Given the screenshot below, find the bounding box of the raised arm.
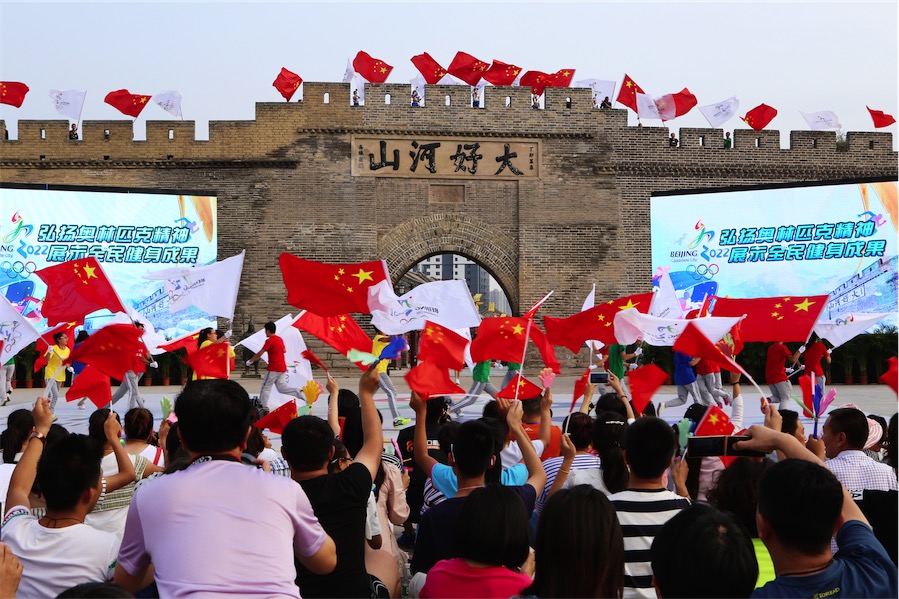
[326,375,340,437]
[537,390,552,452]
[579,380,595,414]
[6,398,52,510]
[104,412,137,492]
[507,400,547,496]
[410,391,438,475]
[355,366,385,480]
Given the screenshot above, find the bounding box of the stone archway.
[378,213,520,314]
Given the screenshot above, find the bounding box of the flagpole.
[77,91,86,135]
[513,318,533,403]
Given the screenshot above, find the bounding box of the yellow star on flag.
[597,314,605,321]
[517,379,527,388]
[338,268,345,276]
[709,413,720,425]
[793,298,815,312]
[771,311,780,318]
[511,324,525,335]
[774,303,782,309]
[353,268,374,284]
[346,287,354,293]
[618,299,638,310]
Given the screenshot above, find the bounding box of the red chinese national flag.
[867,106,896,128]
[254,400,299,434]
[544,292,654,352]
[0,82,29,107]
[470,316,529,364]
[673,322,746,376]
[293,311,371,370]
[273,67,303,101]
[628,364,669,416]
[279,254,389,317]
[520,71,551,96]
[741,103,778,130]
[496,374,543,400]
[447,51,490,86]
[570,367,591,411]
[417,321,468,371]
[66,364,112,409]
[183,342,231,379]
[68,324,146,381]
[34,321,79,373]
[529,325,561,374]
[405,360,465,401]
[616,74,645,113]
[411,52,447,84]
[353,51,393,83]
[879,356,898,394]
[104,89,152,118]
[158,330,202,355]
[35,258,126,327]
[709,295,828,343]
[694,405,736,437]
[547,68,575,88]
[483,60,522,86]
[301,349,328,371]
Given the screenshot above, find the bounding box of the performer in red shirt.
[765,342,803,404]
[246,321,305,412]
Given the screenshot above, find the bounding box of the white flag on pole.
[143,251,245,320]
[410,75,426,105]
[153,90,183,118]
[110,306,168,354]
[699,96,740,127]
[614,309,742,347]
[0,296,41,362]
[48,89,86,121]
[352,75,366,104]
[342,58,355,84]
[650,268,684,320]
[436,73,466,86]
[573,79,616,107]
[581,283,604,353]
[636,93,662,120]
[369,280,482,335]
[236,313,313,408]
[800,110,841,130]
[814,313,892,348]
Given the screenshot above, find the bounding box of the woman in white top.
[123,408,165,468]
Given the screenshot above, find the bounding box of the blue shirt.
[430,462,527,498]
[752,521,897,598]
[673,351,696,385]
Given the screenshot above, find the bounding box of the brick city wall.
[2,83,896,369]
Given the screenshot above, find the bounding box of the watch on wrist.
[29,431,47,446]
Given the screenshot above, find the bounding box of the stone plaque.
[352,136,539,179]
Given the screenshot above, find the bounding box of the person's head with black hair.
[36,433,103,512]
[437,421,461,456]
[651,503,758,598]
[74,330,89,344]
[52,331,68,347]
[197,327,215,348]
[684,402,707,425]
[453,485,530,571]
[1,409,34,463]
[706,456,774,537]
[282,415,336,472]
[561,412,594,450]
[868,414,888,451]
[174,379,253,455]
[426,396,451,425]
[450,419,496,478]
[593,411,629,493]
[822,407,869,457]
[521,394,544,418]
[757,459,842,556]
[264,321,277,336]
[624,416,676,481]
[481,400,499,419]
[88,408,120,449]
[123,407,154,442]
[163,421,191,474]
[476,416,506,484]
[337,389,360,417]
[341,406,383,458]
[523,484,624,598]
[595,392,627,419]
[328,439,352,474]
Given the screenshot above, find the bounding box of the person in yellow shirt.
[192,328,217,381]
[44,331,71,415]
[372,332,408,428]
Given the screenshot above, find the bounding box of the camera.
[589,372,610,384]
[686,435,766,458]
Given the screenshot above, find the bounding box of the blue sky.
[1,1,896,146]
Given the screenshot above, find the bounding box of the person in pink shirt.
[246,321,305,412]
[420,485,533,599]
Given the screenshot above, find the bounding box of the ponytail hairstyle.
[593,411,629,493]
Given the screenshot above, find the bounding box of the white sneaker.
[657,402,666,417]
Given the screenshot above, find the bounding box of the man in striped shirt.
[609,417,690,599]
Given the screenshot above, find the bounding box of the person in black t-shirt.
[282,368,396,598]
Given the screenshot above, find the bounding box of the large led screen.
[0,186,218,337]
[651,180,897,325]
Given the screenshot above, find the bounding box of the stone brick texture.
[2,84,896,370]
